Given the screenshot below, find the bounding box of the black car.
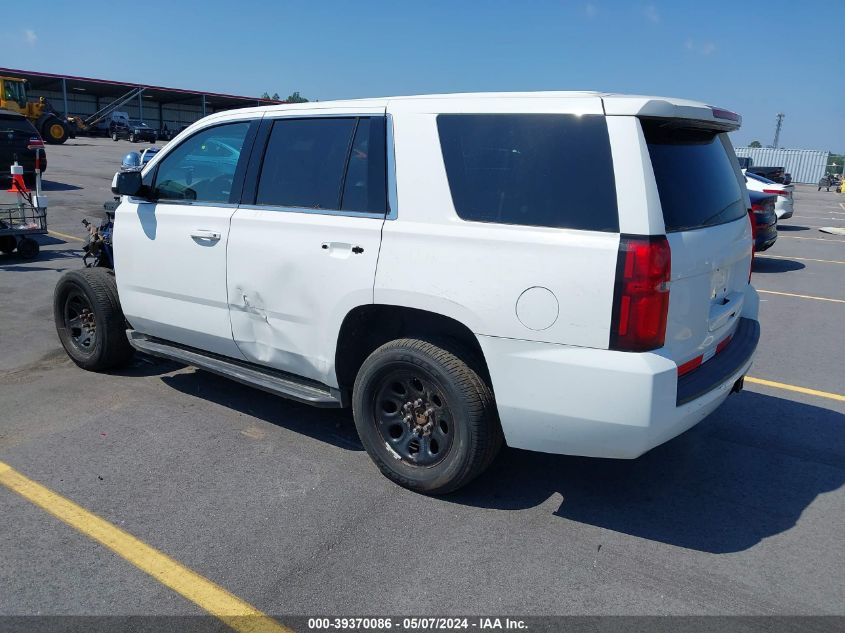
[111,119,157,143]
[0,110,46,186]
[748,190,777,252]
[747,165,791,184]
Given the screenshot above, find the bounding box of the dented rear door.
[227,109,388,386]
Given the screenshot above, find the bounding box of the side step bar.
[127,331,343,408]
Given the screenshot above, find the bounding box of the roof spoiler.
[603,97,741,131]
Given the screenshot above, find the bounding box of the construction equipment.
[0,76,70,144]
[66,87,145,137]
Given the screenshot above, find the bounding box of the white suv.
[54,92,760,494]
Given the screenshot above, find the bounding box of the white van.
[54,92,759,494]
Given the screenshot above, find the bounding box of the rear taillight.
[27,137,44,150]
[609,235,671,352]
[762,188,789,198]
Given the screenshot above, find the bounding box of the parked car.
[747,165,790,184]
[111,119,157,143]
[158,124,189,141]
[743,170,793,219]
[53,92,760,494]
[0,110,46,186]
[748,190,778,252]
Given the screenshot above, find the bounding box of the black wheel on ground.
[53,268,135,371]
[129,133,136,143]
[112,132,119,141]
[41,118,68,145]
[352,338,503,495]
[0,236,16,254]
[17,237,39,259]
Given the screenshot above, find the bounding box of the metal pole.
[202,94,207,117]
[138,89,143,121]
[61,77,68,116]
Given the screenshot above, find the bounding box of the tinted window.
[340,118,387,213]
[154,122,250,203]
[0,115,37,135]
[642,120,746,232]
[257,118,356,209]
[437,114,618,231]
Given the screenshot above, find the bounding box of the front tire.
[112,132,119,141]
[53,268,135,371]
[352,338,502,495]
[42,118,69,145]
[129,133,136,143]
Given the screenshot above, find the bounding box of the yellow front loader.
[1,76,70,144]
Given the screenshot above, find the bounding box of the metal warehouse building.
[0,66,279,132]
[733,147,830,184]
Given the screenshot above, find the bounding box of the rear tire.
[0,236,16,254]
[129,133,136,143]
[17,238,39,259]
[112,132,119,141]
[53,268,135,371]
[352,338,502,495]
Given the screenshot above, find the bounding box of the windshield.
[642,119,746,232]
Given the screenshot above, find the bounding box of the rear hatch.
[0,114,41,173]
[641,118,752,370]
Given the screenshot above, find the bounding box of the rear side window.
[642,120,746,232]
[437,114,618,231]
[256,117,387,214]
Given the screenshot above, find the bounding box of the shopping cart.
[0,158,48,259]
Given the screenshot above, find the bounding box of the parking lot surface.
[1,138,843,624]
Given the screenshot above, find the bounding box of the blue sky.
[3,1,842,150]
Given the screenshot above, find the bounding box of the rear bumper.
[479,317,759,459]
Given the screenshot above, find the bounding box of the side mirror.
[111,170,144,197]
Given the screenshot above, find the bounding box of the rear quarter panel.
[376,100,621,348]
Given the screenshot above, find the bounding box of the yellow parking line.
[757,289,845,304]
[48,230,85,243]
[746,377,845,403]
[0,462,290,633]
[758,254,845,265]
[776,235,844,243]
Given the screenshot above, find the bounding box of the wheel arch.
[333,304,490,400]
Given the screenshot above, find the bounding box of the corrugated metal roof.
[733,147,830,184]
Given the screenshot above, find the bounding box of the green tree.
[829,154,844,176]
[749,140,762,148]
[260,91,271,99]
[286,91,309,103]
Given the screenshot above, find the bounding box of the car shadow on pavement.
[0,248,82,271]
[752,257,805,273]
[777,225,810,231]
[160,369,364,451]
[449,391,844,554]
[40,179,83,191]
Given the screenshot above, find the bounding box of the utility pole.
[772,113,785,149]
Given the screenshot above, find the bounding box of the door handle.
[190,230,221,241]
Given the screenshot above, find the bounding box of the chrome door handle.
[190,230,221,241]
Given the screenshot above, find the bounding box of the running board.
[127,331,343,408]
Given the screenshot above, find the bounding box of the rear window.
[437,114,619,231]
[0,115,37,135]
[745,171,775,185]
[642,119,746,232]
